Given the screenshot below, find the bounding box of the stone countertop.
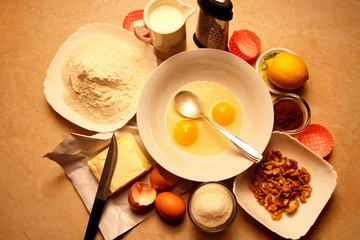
[0,0,359,239]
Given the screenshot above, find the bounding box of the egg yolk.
[211,101,236,125]
[174,120,199,146]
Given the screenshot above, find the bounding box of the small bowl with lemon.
[255,47,309,94]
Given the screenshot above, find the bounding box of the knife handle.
[84,198,105,240]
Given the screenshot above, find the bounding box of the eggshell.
[155,192,186,220]
[128,182,157,211]
[150,165,179,189]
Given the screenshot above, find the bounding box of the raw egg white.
[165,81,243,157]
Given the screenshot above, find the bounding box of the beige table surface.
[1,0,360,239]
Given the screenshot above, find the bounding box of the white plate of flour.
[44,23,157,132]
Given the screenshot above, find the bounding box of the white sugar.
[191,183,233,228]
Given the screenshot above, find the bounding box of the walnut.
[285,199,299,213]
[271,209,283,221]
[264,168,281,175]
[248,149,312,221]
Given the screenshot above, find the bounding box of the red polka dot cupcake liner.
[123,9,150,38]
[229,30,261,62]
[298,124,333,158]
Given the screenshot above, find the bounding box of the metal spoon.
[174,90,262,163]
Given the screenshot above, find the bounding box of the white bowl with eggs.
[137,49,274,182]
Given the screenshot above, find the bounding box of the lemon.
[265,52,309,90]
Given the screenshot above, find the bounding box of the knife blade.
[84,133,118,240]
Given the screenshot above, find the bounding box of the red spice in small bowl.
[273,93,310,134]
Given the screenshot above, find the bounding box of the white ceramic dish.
[233,131,337,239]
[44,23,157,132]
[137,49,274,182]
[255,47,296,95]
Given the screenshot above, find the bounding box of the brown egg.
[155,192,186,220]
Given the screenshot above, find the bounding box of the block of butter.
[88,133,152,195]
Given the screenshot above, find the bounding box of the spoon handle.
[202,115,262,163]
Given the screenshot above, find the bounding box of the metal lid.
[197,0,233,21]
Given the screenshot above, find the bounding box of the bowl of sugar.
[187,182,237,233]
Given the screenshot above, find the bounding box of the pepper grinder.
[193,0,233,51]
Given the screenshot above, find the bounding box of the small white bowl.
[255,47,297,95]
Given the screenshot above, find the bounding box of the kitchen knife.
[84,133,118,240]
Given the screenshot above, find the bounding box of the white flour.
[61,34,148,125]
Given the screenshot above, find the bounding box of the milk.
[132,0,195,59]
[149,5,183,33]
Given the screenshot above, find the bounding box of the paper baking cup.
[123,10,150,37]
[229,30,261,62]
[298,124,333,158]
